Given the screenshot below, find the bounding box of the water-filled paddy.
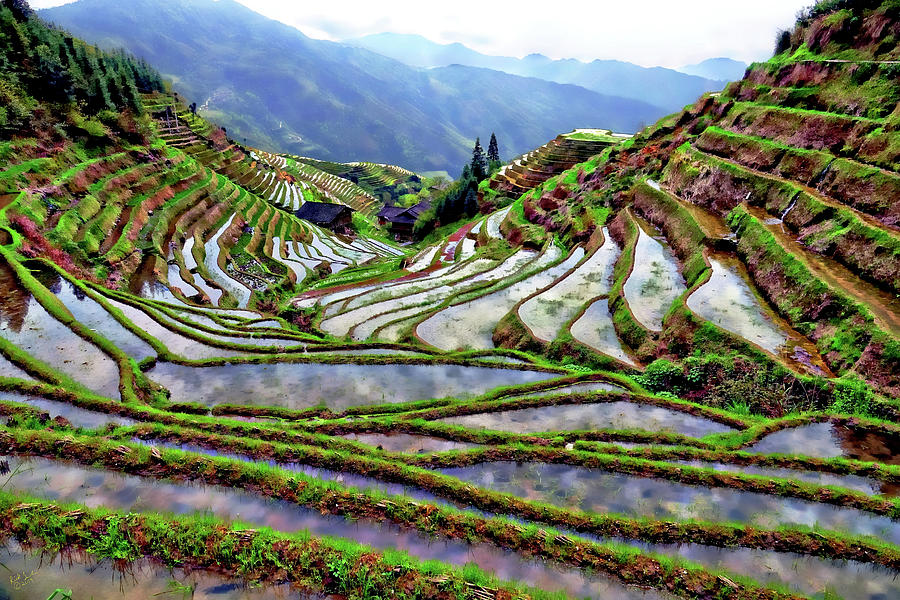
[0,455,666,600]
[570,298,637,366]
[519,229,619,342]
[622,217,686,332]
[415,246,582,351]
[343,432,480,453]
[440,461,900,543]
[0,391,136,429]
[51,277,155,361]
[0,263,120,398]
[147,361,554,410]
[0,542,305,600]
[439,401,733,436]
[749,422,900,467]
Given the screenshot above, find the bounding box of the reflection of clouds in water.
[442,461,900,544]
[748,423,844,458]
[442,401,732,437]
[0,295,120,398]
[2,456,656,600]
[150,362,551,409]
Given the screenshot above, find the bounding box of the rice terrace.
[0,0,899,598]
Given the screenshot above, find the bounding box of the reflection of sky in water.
[0,541,304,600]
[441,401,733,437]
[343,432,480,453]
[1,391,136,429]
[636,539,900,600]
[748,423,844,458]
[520,229,619,342]
[0,455,665,600]
[674,459,880,495]
[441,461,900,544]
[148,362,552,409]
[622,222,685,332]
[54,278,155,361]
[0,294,120,398]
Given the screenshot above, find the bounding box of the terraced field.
[1,2,900,599]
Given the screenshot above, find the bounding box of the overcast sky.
[31,0,812,68]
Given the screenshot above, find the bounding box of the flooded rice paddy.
[147,361,554,410]
[440,401,734,437]
[622,217,686,332]
[440,461,900,543]
[0,455,668,600]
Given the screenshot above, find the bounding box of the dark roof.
[377,206,406,220]
[377,200,431,224]
[295,202,353,225]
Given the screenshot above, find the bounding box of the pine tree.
[487,133,499,162]
[470,137,487,181]
[464,188,478,217]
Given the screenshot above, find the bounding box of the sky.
[30,0,813,68]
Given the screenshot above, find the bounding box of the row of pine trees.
[0,0,165,131]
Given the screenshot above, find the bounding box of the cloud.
[31,0,812,68]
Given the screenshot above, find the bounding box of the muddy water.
[622,217,686,332]
[520,229,619,342]
[0,391,136,429]
[0,542,305,600]
[343,432,480,453]
[51,278,155,361]
[0,455,666,600]
[440,401,733,437]
[570,297,638,366]
[0,265,120,399]
[441,461,900,544]
[148,362,554,410]
[746,205,900,337]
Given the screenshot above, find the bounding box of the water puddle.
[342,432,480,453]
[520,229,619,342]
[622,217,686,332]
[0,455,665,600]
[440,461,900,544]
[570,298,638,366]
[0,391,136,429]
[147,362,554,410]
[0,542,304,600]
[439,401,733,437]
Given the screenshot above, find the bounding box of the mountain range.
[348,33,731,110]
[40,0,667,174]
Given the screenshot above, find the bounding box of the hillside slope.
[40,0,664,173]
[497,0,900,399]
